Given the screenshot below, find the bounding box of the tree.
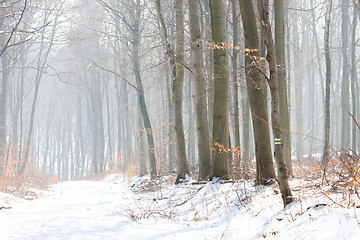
[274,0,292,175]
[209,0,230,179]
[187,0,211,180]
[0,0,28,175]
[257,0,293,206]
[99,0,158,178]
[155,0,176,171]
[340,0,350,150]
[131,0,157,178]
[173,0,189,183]
[322,0,333,164]
[20,1,63,174]
[238,0,276,184]
[0,5,9,166]
[231,0,241,174]
[350,4,358,152]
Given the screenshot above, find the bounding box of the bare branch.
[166,49,193,74]
[86,58,138,91]
[0,0,28,56]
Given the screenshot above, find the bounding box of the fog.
[0,0,358,182]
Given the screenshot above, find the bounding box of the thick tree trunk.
[258,0,293,207]
[274,0,292,175]
[188,0,211,180]
[209,0,230,179]
[238,0,276,184]
[173,0,189,183]
[203,0,215,138]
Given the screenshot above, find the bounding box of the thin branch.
[352,0,360,11]
[0,0,28,56]
[86,59,138,91]
[252,61,268,81]
[349,111,360,130]
[166,50,193,74]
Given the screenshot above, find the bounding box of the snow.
[1,174,360,239]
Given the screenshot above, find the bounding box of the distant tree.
[0,0,28,175]
[20,1,63,174]
[340,0,350,150]
[350,4,358,152]
[322,0,333,164]
[231,0,241,173]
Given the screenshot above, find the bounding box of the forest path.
[0,176,145,239]
[1,176,360,240]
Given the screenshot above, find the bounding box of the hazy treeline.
[0,0,358,194]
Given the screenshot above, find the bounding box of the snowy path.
[0,176,211,240]
[1,175,360,240]
[0,179,137,240]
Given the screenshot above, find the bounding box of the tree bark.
[132,0,157,178]
[209,0,230,179]
[350,5,358,152]
[231,0,241,174]
[322,0,333,164]
[258,0,293,207]
[173,0,189,183]
[340,0,350,149]
[274,0,292,175]
[188,0,211,180]
[0,7,9,174]
[238,0,276,184]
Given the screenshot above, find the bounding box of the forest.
[0,0,360,227]
[1,0,360,238]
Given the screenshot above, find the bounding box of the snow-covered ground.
[1,174,360,240]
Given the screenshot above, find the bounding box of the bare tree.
[322,0,333,164]
[238,0,276,184]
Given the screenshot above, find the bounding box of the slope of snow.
[0,174,359,239]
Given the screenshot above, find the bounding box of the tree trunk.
[132,3,157,178]
[258,0,293,207]
[173,0,189,183]
[188,0,211,180]
[340,0,350,149]
[274,0,292,175]
[20,9,59,175]
[231,0,241,174]
[350,5,358,152]
[0,8,9,174]
[209,0,230,179]
[322,0,333,164]
[238,0,276,184]
[155,0,177,171]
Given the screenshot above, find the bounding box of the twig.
[86,59,138,91]
[166,50,193,74]
[252,61,269,81]
[321,192,345,208]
